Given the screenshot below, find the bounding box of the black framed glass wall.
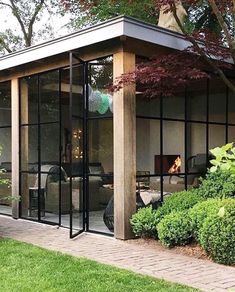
[0,81,12,215]
[19,55,114,236]
[20,71,61,224]
[136,77,235,201]
[87,56,114,235]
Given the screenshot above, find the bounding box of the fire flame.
[168,156,181,174]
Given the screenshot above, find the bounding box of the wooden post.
[11,79,20,218]
[113,51,136,240]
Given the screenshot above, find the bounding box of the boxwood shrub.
[157,211,193,247]
[189,198,235,240]
[130,206,162,238]
[158,190,204,218]
[199,199,235,265]
[195,170,235,199]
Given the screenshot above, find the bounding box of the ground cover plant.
[0,239,198,292]
[131,143,235,265]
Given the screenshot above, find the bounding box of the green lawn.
[0,239,199,292]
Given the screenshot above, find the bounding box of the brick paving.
[0,215,235,292]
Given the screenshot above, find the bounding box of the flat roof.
[0,16,190,72]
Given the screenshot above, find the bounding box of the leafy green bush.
[158,190,203,218]
[189,198,235,240]
[195,170,235,199]
[157,211,193,247]
[130,206,162,238]
[210,142,235,173]
[199,200,235,265]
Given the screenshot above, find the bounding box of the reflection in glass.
[228,89,235,124]
[228,126,235,143]
[209,78,226,123]
[20,125,38,172]
[40,70,60,123]
[209,125,226,149]
[136,96,160,117]
[0,81,11,127]
[187,80,207,122]
[163,94,185,119]
[0,127,12,215]
[88,57,113,118]
[137,118,160,174]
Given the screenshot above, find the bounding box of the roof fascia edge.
[0,17,125,71]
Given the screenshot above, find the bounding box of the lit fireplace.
[154,155,181,174]
[168,156,181,174]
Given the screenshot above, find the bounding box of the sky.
[0,4,72,47]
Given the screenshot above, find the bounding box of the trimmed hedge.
[158,190,203,218]
[157,211,193,247]
[199,200,235,265]
[130,206,162,238]
[195,170,235,199]
[188,198,235,240]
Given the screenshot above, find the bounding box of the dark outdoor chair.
[103,194,146,232]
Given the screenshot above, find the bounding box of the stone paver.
[0,215,235,292]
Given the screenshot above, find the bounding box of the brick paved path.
[0,215,235,292]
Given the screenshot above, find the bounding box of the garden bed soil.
[127,238,209,261]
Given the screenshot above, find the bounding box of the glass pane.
[187,123,207,174]
[163,93,185,119]
[0,127,12,215]
[20,76,38,125]
[40,70,60,123]
[137,118,160,175]
[41,123,60,165]
[43,168,61,224]
[187,174,200,189]
[0,81,11,127]
[21,125,38,172]
[187,80,207,122]
[209,78,226,123]
[209,124,226,149]
[228,89,235,124]
[89,119,113,173]
[163,175,186,193]
[72,64,84,118]
[163,121,185,174]
[21,172,40,218]
[89,175,113,234]
[136,96,160,117]
[228,126,235,143]
[88,57,113,118]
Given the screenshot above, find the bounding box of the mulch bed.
[127,238,209,261]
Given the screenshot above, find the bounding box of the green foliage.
[67,0,157,29]
[189,198,235,240]
[158,190,203,218]
[209,142,235,173]
[157,212,193,247]
[199,200,235,265]
[195,170,235,199]
[130,206,162,238]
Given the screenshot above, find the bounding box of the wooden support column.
[11,79,20,218]
[113,51,136,240]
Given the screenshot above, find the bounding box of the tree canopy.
[0,0,65,55]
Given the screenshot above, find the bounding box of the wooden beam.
[113,51,136,240]
[11,78,20,218]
